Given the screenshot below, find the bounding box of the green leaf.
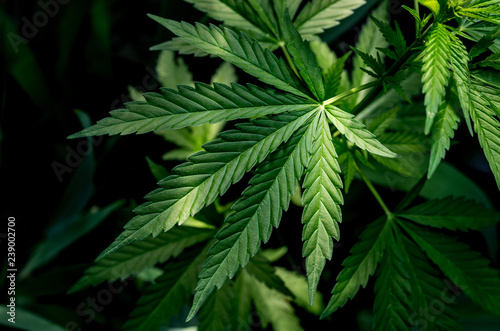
[457,1,500,25]
[301,112,343,304]
[321,217,392,318]
[422,23,452,134]
[373,228,412,331]
[449,33,473,134]
[232,271,254,330]
[294,0,366,40]
[469,26,500,59]
[146,157,169,181]
[68,226,213,293]
[283,10,325,100]
[368,107,399,137]
[469,79,500,189]
[273,0,302,25]
[249,273,304,331]
[370,15,406,57]
[122,244,208,330]
[398,196,500,231]
[428,102,460,178]
[198,280,235,331]
[187,115,317,320]
[275,267,324,315]
[341,151,357,193]
[325,105,398,158]
[149,15,311,99]
[399,221,500,317]
[152,37,210,57]
[184,0,265,37]
[69,83,314,138]
[245,253,294,297]
[400,232,462,330]
[97,110,316,259]
[156,50,194,88]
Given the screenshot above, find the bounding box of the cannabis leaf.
[301,112,343,304]
[422,23,451,134]
[188,114,317,319]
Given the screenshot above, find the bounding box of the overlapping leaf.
[301,112,343,304]
[97,110,316,258]
[122,244,208,330]
[149,15,311,99]
[68,226,214,293]
[325,105,398,158]
[69,83,314,138]
[188,115,317,319]
[400,221,500,317]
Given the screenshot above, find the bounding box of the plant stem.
[414,0,421,38]
[280,43,301,79]
[323,81,378,106]
[356,164,393,218]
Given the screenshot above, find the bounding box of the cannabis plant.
[69,0,500,329]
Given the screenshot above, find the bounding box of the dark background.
[1,0,499,330]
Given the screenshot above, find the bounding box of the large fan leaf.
[294,0,366,40]
[321,217,392,318]
[422,23,452,134]
[69,83,314,138]
[97,110,316,259]
[68,226,213,293]
[398,196,500,231]
[188,114,318,319]
[283,10,325,101]
[428,102,460,178]
[449,33,472,133]
[325,105,398,158]
[122,244,208,330]
[149,15,312,99]
[400,221,500,317]
[301,112,343,304]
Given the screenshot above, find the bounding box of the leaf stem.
[415,0,421,38]
[356,164,393,218]
[323,81,378,106]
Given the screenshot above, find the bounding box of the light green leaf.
[156,50,194,88]
[275,267,324,315]
[301,112,343,304]
[249,274,304,331]
[68,226,213,293]
[149,15,311,99]
[188,115,318,320]
[321,217,391,318]
[325,105,398,158]
[398,196,500,231]
[422,23,452,134]
[294,0,367,40]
